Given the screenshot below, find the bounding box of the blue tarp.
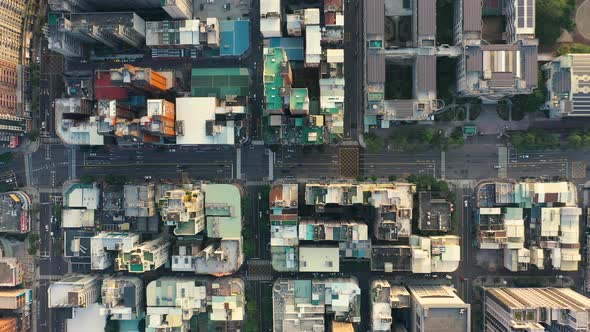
[269,37,305,61]
[220,20,250,56]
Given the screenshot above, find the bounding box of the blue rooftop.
[269,37,304,61]
[220,20,250,56]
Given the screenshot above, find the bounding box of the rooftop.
[175,97,235,145]
[272,278,361,332]
[220,20,250,56]
[418,192,451,232]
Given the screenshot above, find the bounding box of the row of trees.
[364,127,465,153]
[511,129,590,150]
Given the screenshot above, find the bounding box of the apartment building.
[159,189,205,235]
[409,285,470,332]
[99,275,143,321]
[146,277,245,332]
[48,275,99,308]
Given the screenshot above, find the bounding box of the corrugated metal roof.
[522,45,538,88]
[365,0,385,36]
[416,55,436,94]
[553,68,571,94]
[463,0,482,32]
[384,100,416,119]
[417,0,436,36]
[489,72,515,87]
[367,51,385,84]
[465,46,483,72]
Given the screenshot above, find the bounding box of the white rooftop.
[175,97,235,145]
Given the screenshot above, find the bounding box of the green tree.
[363,133,384,153]
[388,175,398,181]
[79,175,96,185]
[371,175,378,182]
[0,153,14,163]
[420,129,434,144]
[356,175,366,182]
[536,0,574,44]
[28,129,39,142]
[104,317,119,332]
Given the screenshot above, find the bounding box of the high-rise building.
[161,0,193,19]
[0,317,18,332]
[141,99,175,137]
[99,275,143,321]
[110,65,168,93]
[48,275,99,308]
[48,0,161,12]
[484,287,590,331]
[47,12,146,57]
[0,0,25,117]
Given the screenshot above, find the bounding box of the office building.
[99,275,143,320]
[161,0,192,19]
[543,53,590,117]
[0,1,30,148]
[0,0,25,127]
[48,0,161,11]
[484,287,590,331]
[47,12,146,57]
[48,275,99,308]
[409,285,470,332]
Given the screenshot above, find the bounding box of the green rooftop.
[264,48,289,113]
[202,184,242,238]
[191,68,250,98]
[302,127,324,145]
[290,88,308,111]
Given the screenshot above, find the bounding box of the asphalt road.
[364,151,439,178]
[343,0,364,139]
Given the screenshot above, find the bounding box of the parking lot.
[193,0,252,20]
